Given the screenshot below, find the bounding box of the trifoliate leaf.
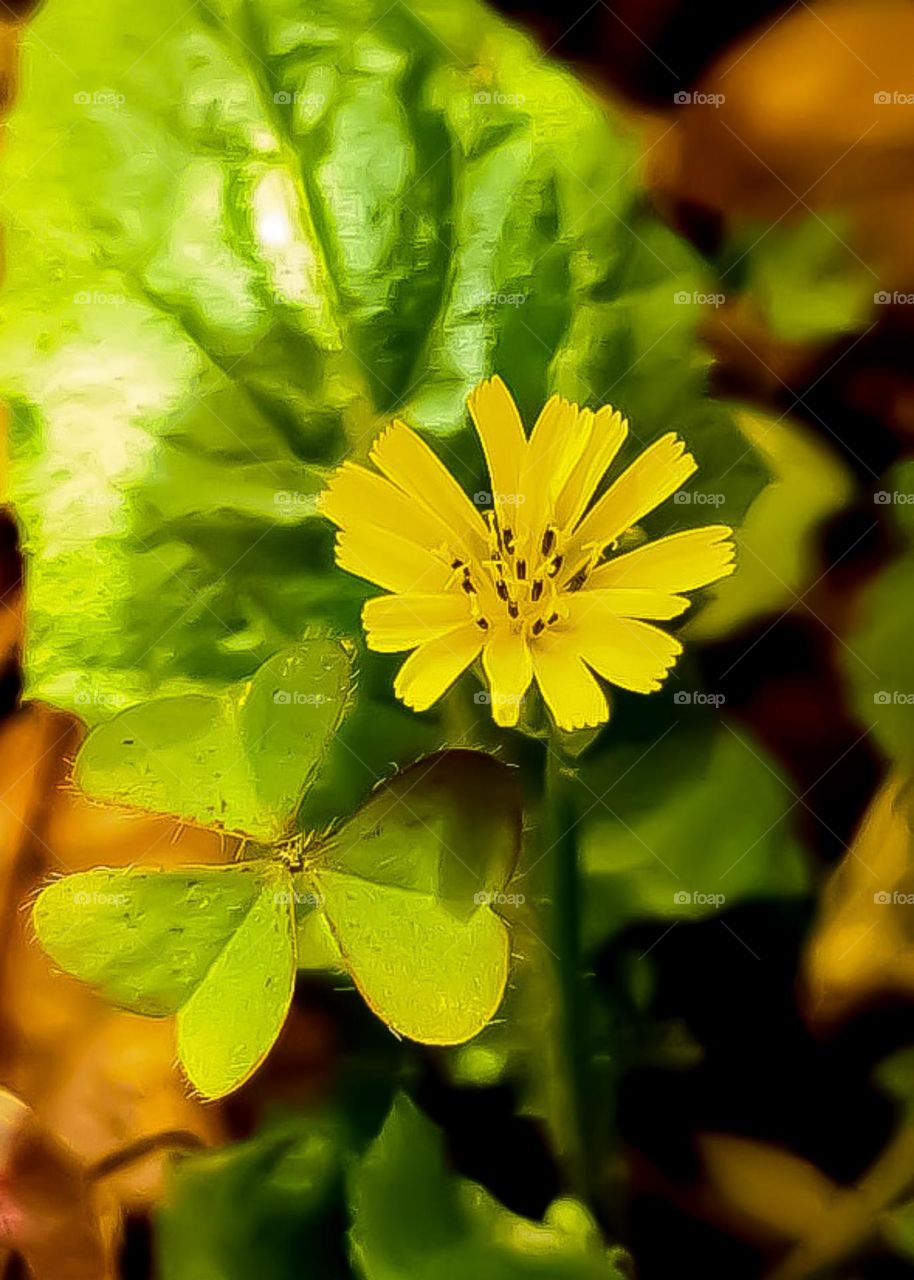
[74,638,353,840]
[33,862,296,1097]
[310,751,522,1044]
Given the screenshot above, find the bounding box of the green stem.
[543,743,593,1202]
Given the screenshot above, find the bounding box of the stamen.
[547,611,560,625]
[566,567,588,592]
[547,554,563,578]
[503,528,515,555]
[531,619,545,636]
[507,601,519,619]
[476,617,489,630]
[541,527,556,557]
[496,580,510,602]
[516,558,527,580]
[531,579,543,602]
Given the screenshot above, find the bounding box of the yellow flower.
[319,377,735,732]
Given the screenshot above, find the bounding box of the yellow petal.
[531,630,609,731]
[481,627,533,727]
[568,433,697,557]
[554,405,628,531]
[520,395,586,536]
[370,420,488,556]
[362,593,472,653]
[467,376,526,506]
[577,587,692,621]
[568,598,683,693]
[589,525,736,593]
[393,626,483,711]
[336,527,452,594]
[320,461,448,547]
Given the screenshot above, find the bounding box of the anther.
[503,528,515,554]
[531,619,545,636]
[531,579,543,602]
[507,601,519,619]
[476,617,489,630]
[547,611,560,625]
[496,580,510,602]
[541,528,556,557]
[566,568,588,592]
[547,554,563,577]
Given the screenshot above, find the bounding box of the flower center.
[444,512,602,639]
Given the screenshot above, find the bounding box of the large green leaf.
[841,461,914,765]
[157,1115,352,1280]
[308,751,523,1044]
[348,1094,627,1279]
[33,862,296,1097]
[74,638,353,839]
[577,717,809,944]
[1,0,765,725]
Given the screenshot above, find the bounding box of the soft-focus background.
[3,0,914,1277]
